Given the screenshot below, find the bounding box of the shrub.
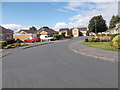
[88,36,96,42]
[110,34,119,41]
[15,39,23,43]
[99,36,111,42]
[0,41,7,49]
[101,34,106,36]
[4,44,12,49]
[110,35,120,49]
[85,38,89,42]
[65,36,71,39]
[94,37,100,42]
[21,43,28,46]
[6,39,15,44]
[53,34,61,40]
[12,43,21,47]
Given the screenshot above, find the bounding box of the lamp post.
[94,20,97,35]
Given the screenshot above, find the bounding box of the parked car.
[40,35,54,41]
[24,37,40,43]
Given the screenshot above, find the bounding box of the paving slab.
[68,40,118,62]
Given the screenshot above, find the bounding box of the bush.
[6,39,15,44]
[12,43,21,47]
[53,34,61,40]
[88,36,96,42]
[65,36,71,39]
[94,37,100,42]
[101,34,106,36]
[0,41,7,49]
[4,44,12,49]
[110,34,119,41]
[99,36,111,42]
[15,39,23,43]
[85,38,89,42]
[110,35,120,49]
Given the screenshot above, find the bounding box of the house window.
[7,35,10,39]
[74,30,77,32]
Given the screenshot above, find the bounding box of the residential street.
[2,37,118,88]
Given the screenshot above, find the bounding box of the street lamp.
[94,20,97,35]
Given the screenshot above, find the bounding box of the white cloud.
[54,2,118,29]
[1,24,40,32]
[54,22,68,30]
[57,9,69,12]
[1,24,23,32]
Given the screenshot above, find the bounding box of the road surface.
[2,37,118,88]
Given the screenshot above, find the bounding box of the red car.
[24,37,40,43]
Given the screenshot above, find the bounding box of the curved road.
[2,37,118,88]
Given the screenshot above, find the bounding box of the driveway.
[2,37,118,88]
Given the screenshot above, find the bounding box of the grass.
[82,42,120,52]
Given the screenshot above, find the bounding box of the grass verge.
[82,42,120,52]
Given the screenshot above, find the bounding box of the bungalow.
[71,27,87,37]
[0,26,13,41]
[107,23,120,34]
[14,29,37,41]
[36,27,57,37]
[59,28,70,36]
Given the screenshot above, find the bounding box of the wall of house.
[81,31,87,36]
[39,31,48,35]
[14,34,33,41]
[59,31,69,36]
[19,31,27,34]
[0,33,13,41]
[72,28,79,37]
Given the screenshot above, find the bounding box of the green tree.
[88,15,108,33]
[53,34,61,40]
[29,26,37,31]
[109,15,120,29]
[61,32,66,38]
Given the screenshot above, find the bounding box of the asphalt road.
[2,37,118,88]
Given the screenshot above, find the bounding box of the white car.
[40,35,53,41]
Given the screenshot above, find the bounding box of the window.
[74,30,77,32]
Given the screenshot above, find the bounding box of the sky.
[1,0,119,32]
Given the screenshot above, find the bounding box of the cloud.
[57,9,69,12]
[54,22,68,30]
[1,24,23,32]
[1,24,40,32]
[54,2,118,30]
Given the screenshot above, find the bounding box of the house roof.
[37,27,57,34]
[59,28,69,31]
[18,29,36,34]
[0,26,13,34]
[78,27,87,31]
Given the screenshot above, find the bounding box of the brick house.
[59,28,70,36]
[36,27,57,37]
[71,27,87,37]
[0,26,13,41]
[14,29,37,41]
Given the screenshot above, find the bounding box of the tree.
[88,15,108,33]
[109,15,120,29]
[29,26,37,31]
[53,34,61,40]
[61,32,66,38]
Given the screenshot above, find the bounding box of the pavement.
[2,37,118,88]
[68,40,119,62]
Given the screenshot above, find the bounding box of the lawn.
[82,42,120,52]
